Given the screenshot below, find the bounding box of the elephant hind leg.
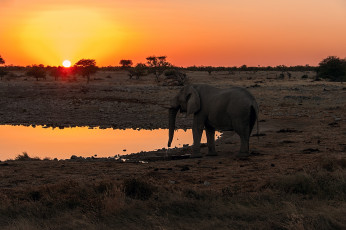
[238,134,250,156]
[234,122,251,156]
[249,105,257,134]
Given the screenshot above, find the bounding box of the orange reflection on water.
[0,125,216,161]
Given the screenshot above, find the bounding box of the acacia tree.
[205,66,213,75]
[0,55,6,80]
[74,59,98,83]
[317,56,346,82]
[50,66,71,81]
[0,55,4,65]
[26,64,46,81]
[119,59,133,69]
[128,63,147,79]
[146,56,171,82]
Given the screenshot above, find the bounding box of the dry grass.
[0,157,345,230]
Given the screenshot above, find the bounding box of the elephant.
[168,84,259,158]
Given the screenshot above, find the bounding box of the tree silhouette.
[146,56,171,82]
[50,66,71,81]
[74,59,98,83]
[0,55,6,80]
[205,66,213,75]
[26,64,46,81]
[163,69,188,86]
[119,59,133,69]
[128,63,147,79]
[317,56,346,82]
[0,55,4,65]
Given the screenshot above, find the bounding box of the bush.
[128,63,147,79]
[163,69,188,86]
[123,178,155,200]
[277,73,285,79]
[26,65,47,81]
[317,56,346,82]
[268,172,346,199]
[14,152,40,161]
[0,68,7,80]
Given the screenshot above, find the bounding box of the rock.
[204,181,211,186]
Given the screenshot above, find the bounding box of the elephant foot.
[206,151,218,156]
[190,153,203,158]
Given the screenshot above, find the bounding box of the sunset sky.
[1,0,345,67]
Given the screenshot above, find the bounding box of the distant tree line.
[184,65,317,72]
[0,57,99,83]
[1,53,345,82]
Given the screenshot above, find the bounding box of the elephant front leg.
[191,119,204,158]
[205,125,217,156]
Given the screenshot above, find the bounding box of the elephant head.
[168,85,200,147]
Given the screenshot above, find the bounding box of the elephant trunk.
[168,108,178,147]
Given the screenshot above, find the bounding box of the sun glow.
[62,60,71,67]
[15,8,125,66]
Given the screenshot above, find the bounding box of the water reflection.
[0,125,221,161]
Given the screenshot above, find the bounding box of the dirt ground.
[0,70,345,229]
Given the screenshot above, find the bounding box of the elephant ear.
[186,86,200,115]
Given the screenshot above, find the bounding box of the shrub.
[14,152,40,161]
[277,73,285,79]
[0,68,7,80]
[146,56,171,82]
[123,178,155,200]
[317,56,346,82]
[50,66,72,81]
[163,69,188,86]
[26,65,46,81]
[268,172,346,199]
[321,157,346,172]
[128,63,147,79]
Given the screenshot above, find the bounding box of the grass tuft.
[268,171,346,200]
[14,152,40,161]
[123,178,156,200]
[321,157,346,172]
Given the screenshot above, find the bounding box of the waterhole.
[0,125,221,161]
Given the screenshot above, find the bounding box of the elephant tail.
[250,103,259,140]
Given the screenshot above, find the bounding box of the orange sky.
[0,0,345,67]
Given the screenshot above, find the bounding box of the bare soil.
[0,70,345,229]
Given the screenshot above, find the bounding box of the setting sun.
[62,60,71,68]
